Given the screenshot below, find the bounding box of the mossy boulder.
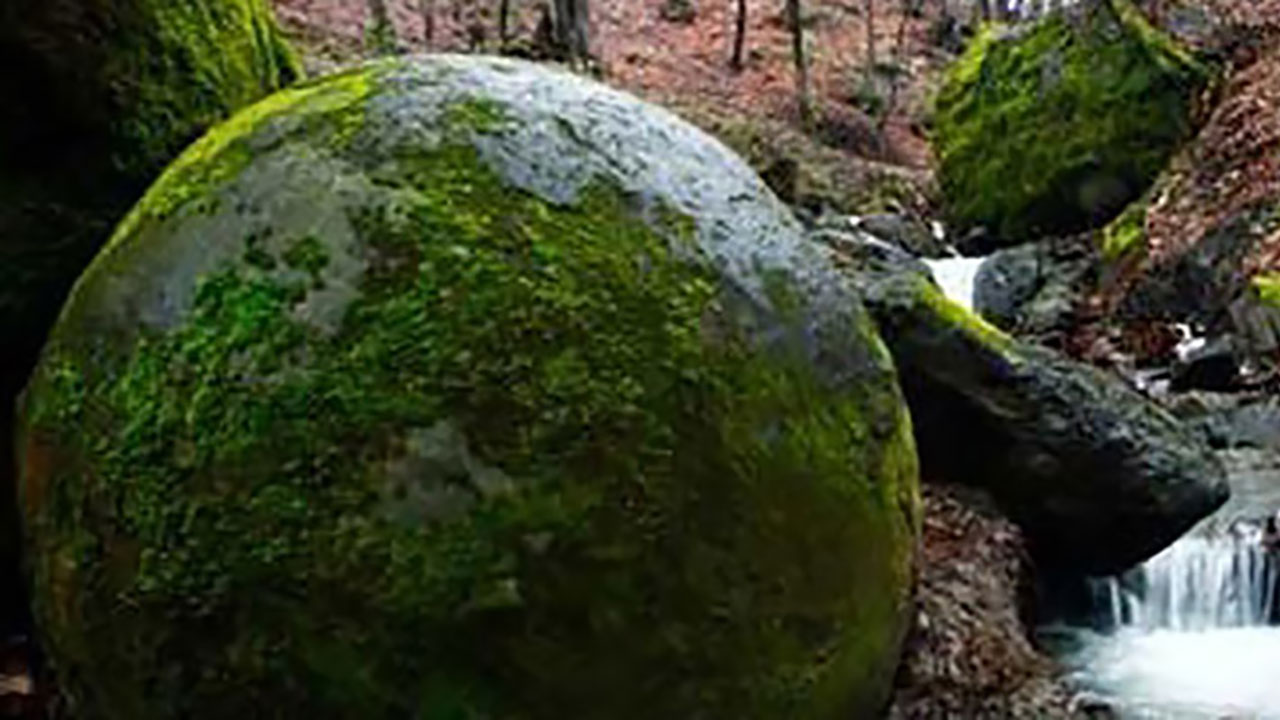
[18,55,920,719]
[0,0,301,404]
[933,0,1208,248]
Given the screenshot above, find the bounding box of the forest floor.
[271,0,958,216]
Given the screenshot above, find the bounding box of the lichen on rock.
[19,55,920,719]
[933,0,1209,247]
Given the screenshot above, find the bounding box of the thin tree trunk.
[551,0,591,67]
[367,0,396,54]
[500,0,512,47]
[731,0,747,71]
[881,0,911,129]
[421,0,435,47]
[786,0,813,129]
[865,0,876,72]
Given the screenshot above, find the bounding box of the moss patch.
[21,60,918,720]
[1253,273,1280,309]
[933,0,1209,243]
[1100,198,1149,262]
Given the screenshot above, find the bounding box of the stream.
[925,255,1280,719]
[1047,525,1280,718]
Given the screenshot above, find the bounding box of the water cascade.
[1091,526,1277,631]
[922,257,985,311]
[1054,523,1280,718]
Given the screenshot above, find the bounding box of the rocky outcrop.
[17,55,920,719]
[831,236,1228,574]
[890,485,1080,719]
[933,0,1208,249]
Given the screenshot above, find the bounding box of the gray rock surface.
[21,54,919,720]
[974,236,1095,343]
[829,237,1229,574]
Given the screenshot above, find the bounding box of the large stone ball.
[19,55,919,719]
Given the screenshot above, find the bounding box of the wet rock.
[18,55,919,719]
[974,236,1096,344]
[1169,335,1239,392]
[1167,391,1280,452]
[835,240,1229,574]
[857,213,951,258]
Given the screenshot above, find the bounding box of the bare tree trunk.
[730,0,747,71]
[551,0,592,67]
[421,0,435,47]
[882,0,911,129]
[977,0,991,20]
[366,0,396,55]
[865,0,876,72]
[499,0,512,48]
[786,0,813,129]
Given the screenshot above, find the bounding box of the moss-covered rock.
[0,0,301,406]
[18,55,920,719]
[933,0,1208,247]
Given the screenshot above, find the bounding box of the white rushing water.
[1056,524,1280,718]
[923,257,986,311]
[1093,526,1277,631]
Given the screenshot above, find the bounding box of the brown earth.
[890,484,1081,719]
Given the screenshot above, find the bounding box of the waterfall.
[1092,523,1278,631]
[923,257,986,311]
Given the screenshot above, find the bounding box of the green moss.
[21,67,917,718]
[102,0,303,182]
[933,0,1209,243]
[917,275,1018,354]
[441,98,514,134]
[1253,273,1280,309]
[107,66,372,249]
[1100,198,1149,261]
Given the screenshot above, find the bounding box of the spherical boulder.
[19,55,919,719]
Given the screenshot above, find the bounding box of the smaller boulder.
[933,0,1208,245]
[831,237,1228,574]
[857,213,951,258]
[973,236,1096,343]
[1169,335,1239,392]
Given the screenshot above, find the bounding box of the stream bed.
[922,255,1280,719]
[1043,526,1280,719]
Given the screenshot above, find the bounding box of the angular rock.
[833,240,1228,574]
[933,0,1208,246]
[857,213,951,259]
[973,237,1095,343]
[18,55,920,719]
